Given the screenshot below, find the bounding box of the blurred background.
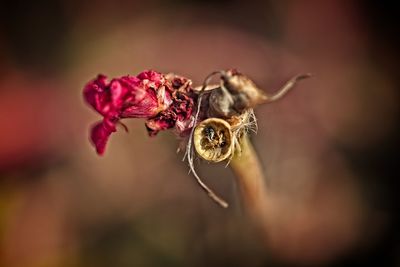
[0,0,399,266]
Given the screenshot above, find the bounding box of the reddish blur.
[0,1,398,267]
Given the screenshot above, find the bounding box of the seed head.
[193,118,233,163]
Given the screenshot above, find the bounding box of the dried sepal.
[226,109,258,162]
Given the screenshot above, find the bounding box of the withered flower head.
[83,68,309,208]
[83,70,174,154]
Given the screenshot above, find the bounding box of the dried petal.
[145,113,176,137]
[137,70,165,88]
[83,74,112,116]
[118,74,171,118]
[165,73,193,92]
[144,91,194,136]
[90,119,117,155]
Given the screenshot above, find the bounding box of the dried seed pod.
[207,69,311,118]
[207,70,267,118]
[193,118,233,162]
[221,69,268,111]
[208,88,235,118]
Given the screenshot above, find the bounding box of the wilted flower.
[83,70,173,154]
[83,70,195,154]
[83,68,309,209]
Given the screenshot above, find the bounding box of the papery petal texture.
[83,70,176,154]
[90,119,117,155]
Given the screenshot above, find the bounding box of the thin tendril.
[266,73,312,103]
[183,70,223,161]
[184,71,229,208]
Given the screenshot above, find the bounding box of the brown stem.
[230,135,269,222]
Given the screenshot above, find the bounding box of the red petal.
[83,74,111,116]
[109,79,129,109]
[90,119,117,155]
[137,70,164,88]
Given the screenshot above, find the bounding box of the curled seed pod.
[194,118,233,162]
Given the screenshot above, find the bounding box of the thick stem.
[230,135,269,223]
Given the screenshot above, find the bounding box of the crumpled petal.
[109,78,131,109]
[84,70,175,155]
[83,70,195,155]
[90,119,117,155]
[145,114,176,137]
[137,70,165,88]
[83,74,111,116]
[145,91,194,136]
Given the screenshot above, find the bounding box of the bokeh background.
[0,0,399,266]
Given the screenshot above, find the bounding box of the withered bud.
[193,118,233,162]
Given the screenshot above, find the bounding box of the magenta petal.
[83,74,111,116]
[109,79,128,109]
[90,120,117,155]
[83,70,195,155]
[120,74,172,118]
[121,89,160,118]
[137,70,164,88]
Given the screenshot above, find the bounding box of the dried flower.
[83,68,309,209]
[83,70,174,154]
